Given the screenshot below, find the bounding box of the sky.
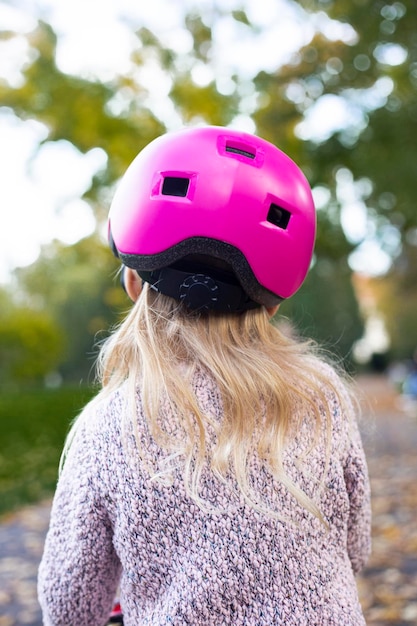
[0,0,395,283]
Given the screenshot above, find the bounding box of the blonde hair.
[65,283,351,524]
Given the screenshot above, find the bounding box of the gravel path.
[0,375,416,625]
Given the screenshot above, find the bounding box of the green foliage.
[377,242,417,361]
[282,258,363,367]
[253,0,417,361]
[15,235,128,382]
[0,386,95,516]
[0,21,166,186]
[170,77,238,125]
[0,301,64,387]
[252,0,417,302]
[271,0,417,239]
[4,0,417,371]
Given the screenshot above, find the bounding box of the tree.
[0,21,166,186]
[283,258,363,367]
[14,235,127,382]
[0,298,64,387]
[254,0,417,256]
[14,3,417,369]
[374,240,417,361]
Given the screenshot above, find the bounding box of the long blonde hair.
[66,283,351,523]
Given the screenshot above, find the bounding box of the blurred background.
[0,0,416,624]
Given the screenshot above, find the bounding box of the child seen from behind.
[38,126,371,625]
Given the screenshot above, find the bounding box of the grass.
[0,386,96,518]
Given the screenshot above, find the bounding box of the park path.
[0,375,416,625]
[0,500,50,626]
[356,375,417,625]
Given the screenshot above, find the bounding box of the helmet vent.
[162,176,190,197]
[225,142,256,160]
[267,203,291,229]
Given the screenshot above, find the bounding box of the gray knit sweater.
[38,367,371,625]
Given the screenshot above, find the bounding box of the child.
[38,126,371,625]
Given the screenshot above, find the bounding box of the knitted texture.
[38,366,371,625]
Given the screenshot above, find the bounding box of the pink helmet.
[109,126,316,311]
